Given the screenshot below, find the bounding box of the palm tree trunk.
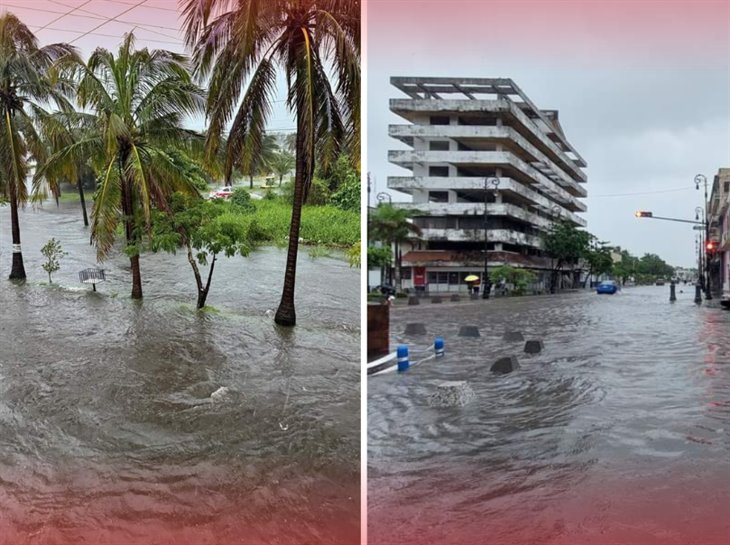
[275,111,308,327]
[9,190,26,280]
[121,173,142,299]
[77,178,89,227]
[249,173,254,189]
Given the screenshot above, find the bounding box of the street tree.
[40,238,66,283]
[0,12,79,280]
[152,193,261,309]
[38,33,206,299]
[182,0,360,326]
[369,203,421,291]
[584,237,614,287]
[542,219,591,292]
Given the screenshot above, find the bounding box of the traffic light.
[706,240,717,253]
[635,211,653,218]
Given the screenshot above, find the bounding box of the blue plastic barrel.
[434,337,445,358]
[397,344,410,372]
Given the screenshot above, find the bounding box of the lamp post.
[482,177,500,299]
[695,206,705,293]
[695,174,712,300]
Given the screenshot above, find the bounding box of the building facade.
[708,168,730,297]
[387,77,588,293]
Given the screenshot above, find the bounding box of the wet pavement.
[0,202,360,545]
[368,286,730,545]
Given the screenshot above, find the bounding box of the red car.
[208,186,233,199]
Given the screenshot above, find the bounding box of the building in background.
[708,167,730,301]
[387,77,587,293]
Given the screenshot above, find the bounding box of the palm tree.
[0,13,79,279]
[270,150,295,186]
[182,0,360,326]
[37,33,206,299]
[368,203,421,292]
[246,132,279,188]
[32,107,95,226]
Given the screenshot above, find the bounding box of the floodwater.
[369,287,730,545]
[0,202,360,545]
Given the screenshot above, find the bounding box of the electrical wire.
[591,186,695,198]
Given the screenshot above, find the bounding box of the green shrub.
[330,175,360,212]
[230,187,255,211]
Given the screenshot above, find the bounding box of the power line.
[28,24,182,47]
[2,2,183,36]
[35,0,95,32]
[97,0,179,13]
[591,186,695,198]
[47,0,182,40]
[69,0,150,45]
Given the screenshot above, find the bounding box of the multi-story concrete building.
[387,77,587,293]
[708,168,730,300]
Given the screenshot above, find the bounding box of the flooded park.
[0,203,360,545]
[368,287,730,545]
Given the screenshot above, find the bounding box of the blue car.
[596,280,619,294]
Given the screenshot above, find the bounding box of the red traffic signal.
[706,240,717,253]
[635,211,653,218]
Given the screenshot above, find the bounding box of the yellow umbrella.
[464,275,480,282]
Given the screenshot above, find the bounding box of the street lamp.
[376,192,392,205]
[482,177,500,299]
[695,174,712,300]
[695,206,705,293]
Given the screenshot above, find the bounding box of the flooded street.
[369,287,730,545]
[0,203,360,545]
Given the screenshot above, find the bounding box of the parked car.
[596,280,619,294]
[208,186,234,199]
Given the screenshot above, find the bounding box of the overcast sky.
[365,0,730,268]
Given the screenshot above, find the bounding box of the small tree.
[490,264,536,296]
[152,194,262,309]
[542,219,591,292]
[41,238,66,283]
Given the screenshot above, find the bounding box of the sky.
[365,0,730,268]
[0,0,295,137]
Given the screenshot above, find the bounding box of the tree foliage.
[151,193,261,308]
[40,238,66,283]
[0,12,80,279]
[182,0,360,326]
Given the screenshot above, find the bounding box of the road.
[368,286,730,545]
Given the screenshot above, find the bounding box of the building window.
[401,267,412,280]
[428,191,449,203]
[430,115,450,125]
[429,140,450,151]
[448,272,460,285]
[428,166,449,177]
[427,272,438,284]
[725,181,730,194]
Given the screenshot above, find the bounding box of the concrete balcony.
[418,227,543,248]
[389,124,585,191]
[390,97,587,179]
[388,149,588,200]
[387,175,587,217]
[397,202,556,230]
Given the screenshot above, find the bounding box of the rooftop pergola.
[391,77,586,166]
